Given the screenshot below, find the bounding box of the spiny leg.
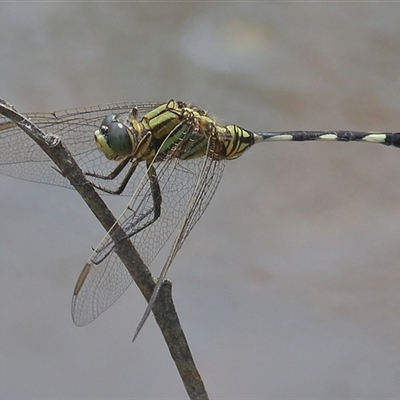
[123,159,162,238]
[85,155,132,181]
[88,159,139,195]
[93,159,163,265]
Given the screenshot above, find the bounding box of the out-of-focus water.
[2,2,400,398]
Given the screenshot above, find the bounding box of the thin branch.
[0,98,208,400]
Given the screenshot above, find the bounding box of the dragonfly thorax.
[94,113,137,160]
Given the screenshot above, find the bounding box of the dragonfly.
[1,99,400,340]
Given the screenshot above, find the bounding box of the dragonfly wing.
[0,103,162,195]
[132,141,225,340]
[72,251,133,326]
[71,136,225,326]
[71,159,157,326]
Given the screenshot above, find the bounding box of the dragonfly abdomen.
[218,125,255,160]
[255,130,400,148]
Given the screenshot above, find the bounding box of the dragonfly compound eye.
[105,121,133,157]
[94,114,134,160]
[101,113,118,128]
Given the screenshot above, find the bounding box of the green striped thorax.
[94,100,256,163]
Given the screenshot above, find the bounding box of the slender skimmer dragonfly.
[1,99,400,340]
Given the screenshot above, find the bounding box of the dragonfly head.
[94,114,136,160]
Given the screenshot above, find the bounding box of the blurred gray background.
[2,2,400,398]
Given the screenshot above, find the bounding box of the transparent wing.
[71,136,225,327]
[133,142,226,340]
[0,102,162,195]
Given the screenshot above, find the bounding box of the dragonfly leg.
[92,160,162,265]
[147,161,162,218]
[124,160,162,238]
[90,159,140,195]
[85,156,132,181]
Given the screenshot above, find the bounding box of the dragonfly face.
[94,113,137,160]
